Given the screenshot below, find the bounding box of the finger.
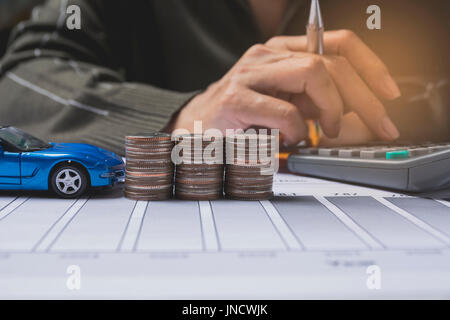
[274,90,320,119]
[325,30,401,100]
[238,56,344,138]
[231,88,308,145]
[266,31,401,100]
[320,112,375,147]
[323,55,400,141]
[230,44,296,73]
[289,94,321,119]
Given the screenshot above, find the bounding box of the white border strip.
[34,197,88,252]
[260,200,303,250]
[198,201,220,252]
[7,72,109,116]
[315,196,384,249]
[119,201,148,252]
[0,197,29,221]
[375,196,450,246]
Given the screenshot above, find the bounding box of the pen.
[307,0,324,55]
[306,0,324,147]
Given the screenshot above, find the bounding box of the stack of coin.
[225,133,276,200]
[125,133,174,200]
[174,134,224,200]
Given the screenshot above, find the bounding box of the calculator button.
[409,148,429,156]
[318,148,339,156]
[338,149,361,158]
[386,150,410,159]
[360,149,390,159]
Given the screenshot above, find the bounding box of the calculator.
[287,143,450,192]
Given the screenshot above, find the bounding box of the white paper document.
[0,173,449,299]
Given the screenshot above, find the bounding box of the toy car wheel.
[51,166,88,198]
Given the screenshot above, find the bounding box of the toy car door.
[0,142,20,185]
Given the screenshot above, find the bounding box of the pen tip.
[308,0,323,27]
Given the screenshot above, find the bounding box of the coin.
[126,132,172,141]
[124,132,277,201]
[124,132,175,201]
[124,190,173,201]
[174,134,224,200]
[224,133,276,200]
[225,191,274,201]
[175,192,222,201]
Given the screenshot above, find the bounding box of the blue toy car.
[0,126,124,198]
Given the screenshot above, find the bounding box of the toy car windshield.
[0,126,52,152]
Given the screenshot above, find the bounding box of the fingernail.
[326,123,340,139]
[381,116,400,140]
[383,75,401,99]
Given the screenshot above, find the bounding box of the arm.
[0,0,197,155]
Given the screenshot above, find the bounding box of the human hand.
[266,30,401,145]
[170,30,400,146]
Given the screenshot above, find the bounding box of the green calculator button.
[386,150,410,159]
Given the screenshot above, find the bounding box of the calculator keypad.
[298,143,450,160]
